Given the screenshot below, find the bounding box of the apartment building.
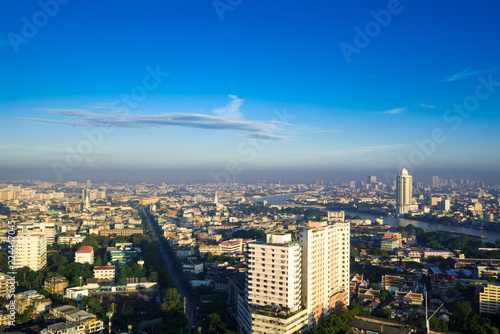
[13,233,47,271]
[239,232,307,334]
[237,220,350,334]
[480,283,500,314]
[0,273,14,299]
[300,221,350,324]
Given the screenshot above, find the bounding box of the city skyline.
[1,1,500,182]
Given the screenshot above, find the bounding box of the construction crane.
[426,291,444,334]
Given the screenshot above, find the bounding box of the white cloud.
[212,94,244,120]
[245,133,287,141]
[381,107,407,114]
[442,66,499,82]
[418,103,437,109]
[22,96,288,135]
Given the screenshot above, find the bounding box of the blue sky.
[1,0,500,182]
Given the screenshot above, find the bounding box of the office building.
[13,233,47,271]
[396,168,413,215]
[367,175,377,184]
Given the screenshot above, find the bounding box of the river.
[344,211,500,243]
[253,194,500,243]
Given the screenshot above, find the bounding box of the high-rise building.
[239,232,307,334]
[367,175,377,184]
[396,168,413,215]
[432,176,439,187]
[237,220,350,334]
[300,221,350,323]
[13,233,47,271]
[437,199,450,212]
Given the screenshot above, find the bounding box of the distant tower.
[85,192,91,209]
[367,175,377,184]
[396,168,412,215]
[214,190,218,206]
[432,176,439,188]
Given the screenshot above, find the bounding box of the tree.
[205,252,214,261]
[453,300,472,326]
[148,271,158,282]
[379,290,391,302]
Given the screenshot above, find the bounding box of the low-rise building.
[381,238,399,251]
[41,305,104,334]
[0,273,14,299]
[93,266,115,282]
[44,276,68,295]
[74,246,94,264]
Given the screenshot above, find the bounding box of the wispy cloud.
[245,133,287,141]
[212,94,243,120]
[381,107,407,115]
[442,66,499,82]
[418,103,437,109]
[21,96,288,136]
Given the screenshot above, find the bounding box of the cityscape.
[2,1,500,334]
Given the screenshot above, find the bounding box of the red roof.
[94,266,114,270]
[75,246,94,253]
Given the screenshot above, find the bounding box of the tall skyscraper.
[238,221,350,333]
[396,168,413,215]
[367,175,377,184]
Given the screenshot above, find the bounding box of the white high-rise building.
[300,221,350,323]
[238,220,350,334]
[239,233,307,334]
[396,168,413,215]
[13,233,47,271]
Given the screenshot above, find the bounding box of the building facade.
[300,221,350,324]
[239,232,306,334]
[93,266,115,282]
[13,233,47,271]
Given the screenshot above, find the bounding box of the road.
[142,206,199,330]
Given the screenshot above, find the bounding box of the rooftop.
[75,246,93,253]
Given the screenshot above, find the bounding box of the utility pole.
[426,291,429,334]
[183,297,190,334]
